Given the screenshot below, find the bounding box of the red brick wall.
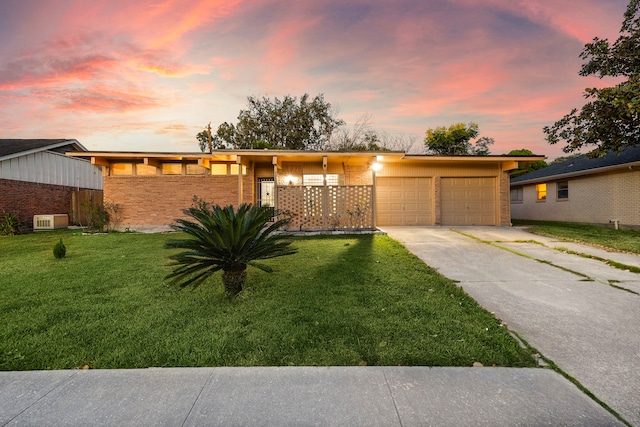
[0,178,79,229]
[500,171,511,225]
[104,175,254,229]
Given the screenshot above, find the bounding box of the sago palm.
[166,201,296,295]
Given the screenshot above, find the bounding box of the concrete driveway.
[383,226,640,427]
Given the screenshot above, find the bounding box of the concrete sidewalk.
[384,226,640,427]
[0,367,623,426]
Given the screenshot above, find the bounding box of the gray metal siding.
[0,151,102,189]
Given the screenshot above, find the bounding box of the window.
[557,181,569,200]
[230,164,247,175]
[136,164,157,176]
[303,174,339,186]
[162,163,182,175]
[510,187,523,203]
[210,164,228,175]
[186,164,208,175]
[536,183,547,201]
[111,163,133,175]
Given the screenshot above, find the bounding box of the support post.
[237,155,243,205]
[272,156,279,211]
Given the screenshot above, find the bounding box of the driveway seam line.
[451,229,639,295]
[508,331,633,427]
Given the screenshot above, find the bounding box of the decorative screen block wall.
[277,185,373,231]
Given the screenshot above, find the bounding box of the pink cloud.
[0,0,631,159]
[0,52,118,90]
[48,0,245,52]
[54,85,160,112]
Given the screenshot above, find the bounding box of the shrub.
[53,239,66,259]
[166,200,297,296]
[0,211,21,236]
[80,201,109,233]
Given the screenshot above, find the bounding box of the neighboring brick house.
[510,145,640,229]
[0,139,103,229]
[67,149,542,231]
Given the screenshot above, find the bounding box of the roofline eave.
[1,139,84,162]
[511,160,640,186]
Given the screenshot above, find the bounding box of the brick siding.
[104,175,253,230]
[511,169,640,228]
[499,171,511,225]
[345,166,373,185]
[0,178,82,229]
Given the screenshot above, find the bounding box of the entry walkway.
[384,226,640,427]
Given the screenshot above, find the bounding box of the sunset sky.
[0,0,630,160]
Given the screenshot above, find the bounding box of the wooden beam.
[272,156,282,169]
[198,158,211,169]
[144,158,162,168]
[502,161,518,171]
[91,157,110,167]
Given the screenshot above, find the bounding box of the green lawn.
[513,220,640,254]
[0,230,536,370]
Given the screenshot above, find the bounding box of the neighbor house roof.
[511,145,640,186]
[0,139,87,161]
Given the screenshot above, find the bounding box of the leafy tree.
[424,122,494,155]
[472,136,495,155]
[197,130,209,153]
[549,153,582,165]
[209,94,344,150]
[544,0,640,156]
[197,124,227,153]
[166,200,297,296]
[507,149,548,177]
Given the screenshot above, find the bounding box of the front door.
[258,179,275,207]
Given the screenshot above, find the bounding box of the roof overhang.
[66,150,545,171]
[511,160,640,186]
[67,150,405,167]
[1,139,86,161]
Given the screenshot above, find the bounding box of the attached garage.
[441,177,496,225]
[376,177,432,226]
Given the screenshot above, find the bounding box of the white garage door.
[441,177,496,225]
[376,177,432,226]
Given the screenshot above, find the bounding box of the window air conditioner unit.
[34,214,69,230]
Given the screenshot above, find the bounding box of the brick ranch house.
[67,150,543,231]
[0,139,103,229]
[510,145,640,230]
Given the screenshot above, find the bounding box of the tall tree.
[544,0,640,156]
[424,122,493,155]
[207,94,344,150]
[197,123,228,152]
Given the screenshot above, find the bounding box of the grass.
[512,220,640,254]
[0,230,536,370]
